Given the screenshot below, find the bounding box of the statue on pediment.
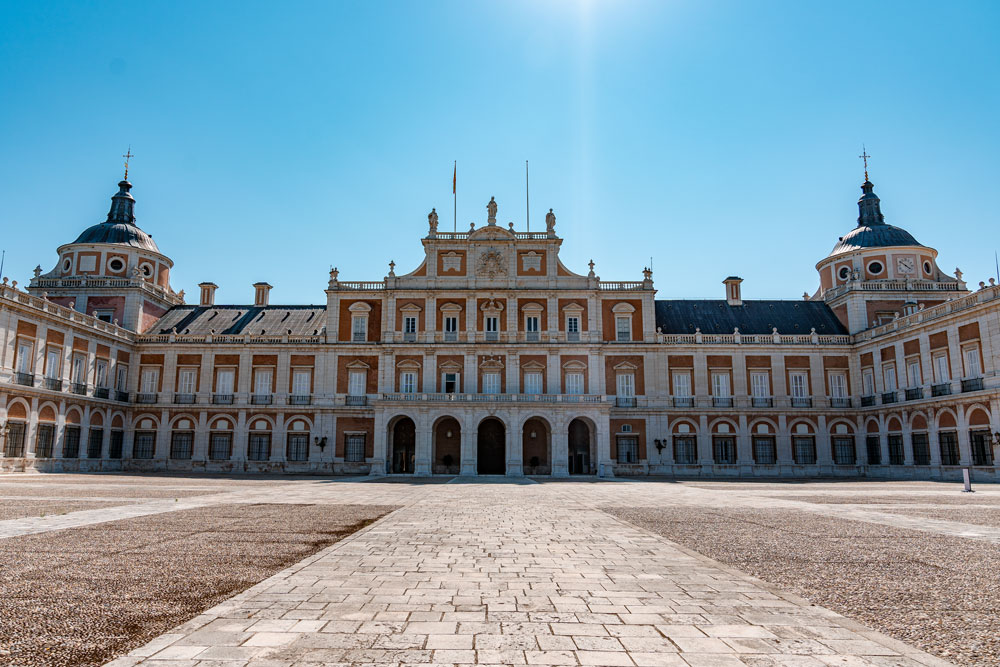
[487,196,497,225]
[428,208,438,235]
[546,208,556,234]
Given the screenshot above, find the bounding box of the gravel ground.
[605,505,1000,666]
[0,502,394,667]
[0,500,135,521]
[879,507,1000,528]
[779,493,1000,505]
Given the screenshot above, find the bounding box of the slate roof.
[149,305,326,336]
[73,221,160,252]
[827,223,922,258]
[654,300,848,336]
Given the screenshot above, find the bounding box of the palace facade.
[1,170,998,479]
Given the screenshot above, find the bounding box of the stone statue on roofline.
[487,197,498,225]
[546,208,556,234]
[428,208,438,235]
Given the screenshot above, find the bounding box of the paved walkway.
[106,480,948,667]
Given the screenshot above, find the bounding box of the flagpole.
[453,160,457,233]
[525,160,530,232]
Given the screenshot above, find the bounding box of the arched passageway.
[433,416,461,474]
[522,417,551,475]
[568,418,593,475]
[390,417,416,474]
[477,418,506,475]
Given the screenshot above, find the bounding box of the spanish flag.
[452,162,456,194]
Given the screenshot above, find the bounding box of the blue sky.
[1,1,998,304]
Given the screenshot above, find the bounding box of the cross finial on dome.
[858,145,870,182]
[122,146,135,180]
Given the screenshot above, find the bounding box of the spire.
[106,178,136,225]
[856,147,884,227]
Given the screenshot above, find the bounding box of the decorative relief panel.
[521,251,542,272]
[441,251,463,273]
[477,248,507,278]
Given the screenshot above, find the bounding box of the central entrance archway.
[568,418,592,475]
[391,417,416,474]
[477,418,506,475]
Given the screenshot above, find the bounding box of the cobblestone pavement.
[103,479,950,667]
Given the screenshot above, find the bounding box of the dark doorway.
[568,418,591,474]
[477,418,506,475]
[391,417,416,473]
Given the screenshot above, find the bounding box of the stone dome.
[827,179,923,258]
[68,179,160,253]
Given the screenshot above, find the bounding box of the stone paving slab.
[106,482,951,667]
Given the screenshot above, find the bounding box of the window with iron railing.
[792,436,816,465]
[865,435,881,465]
[170,431,194,460]
[132,431,155,459]
[939,432,959,466]
[4,422,26,457]
[673,436,697,464]
[832,437,855,465]
[616,436,638,464]
[752,437,776,465]
[286,434,309,462]
[63,426,81,458]
[911,433,930,465]
[109,431,123,459]
[35,424,55,458]
[971,430,993,466]
[713,436,737,464]
[87,428,103,458]
[247,433,271,461]
[210,432,233,460]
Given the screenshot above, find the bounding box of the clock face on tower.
[897,257,915,274]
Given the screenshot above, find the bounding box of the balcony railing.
[751,397,773,408]
[71,382,88,396]
[115,390,130,402]
[380,392,604,404]
[860,395,876,407]
[881,391,898,405]
[174,393,196,404]
[351,333,366,342]
[136,393,158,404]
[830,397,851,408]
[289,394,312,405]
[44,377,63,392]
[525,331,540,342]
[931,382,952,397]
[713,397,733,408]
[444,331,458,342]
[403,332,417,342]
[962,377,984,393]
[15,372,34,387]
[212,394,234,405]
[251,394,273,405]
[905,387,924,401]
[673,396,693,408]
[791,397,813,408]
[566,331,580,342]
[484,331,499,342]
[94,387,110,399]
[616,397,637,408]
[345,395,369,406]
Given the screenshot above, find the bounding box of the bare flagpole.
[453,161,457,233]
[525,160,530,232]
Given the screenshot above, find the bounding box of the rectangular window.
[616,436,639,463]
[177,368,196,394]
[140,368,159,394]
[525,315,539,332]
[292,368,311,396]
[35,424,55,458]
[94,310,113,323]
[73,355,87,384]
[565,372,584,395]
[971,430,993,466]
[132,430,155,459]
[752,437,776,465]
[403,316,417,334]
[832,437,856,465]
[566,316,580,341]
[348,370,366,396]
[964,347,982,378]
[253,368,273,396]
[4,422,25,457]
[443,372,459,394]
[617,373,635,397]
[352,315,367,342]
[789,371,808,398]
[934,353,949,383]
[482,372,501,394]
[95,359,109,388]
[750,372,770,398]
[87,428,103,458]
[444,316,458,333]
[793,436,817,465]
[401,371,417,393]
[672,372,692,398]
[248,433,271,461]
[286,434,309,462]
[883,365,897,392]
[524,372,543,394]
[829,372,847,398]
[63,426,81,458]
[888,434,904,465]
[939,432,959,466]
[673,436,697,464]
[46,349,61,379]
[115,364,128,391]
[713,436,737,464]
[862,370,875,395]
[616,316,631,342]
[711,372,730,397]
[17,341,33,374]
[911,432,930,465]
[209,433,233,460]
[170,431,193,460]
[485,316,499,332]
[345,434,366,462]
[109,430,123,459]
[216,368,235,394]
[907,360,921,387]
[865,435,882,465]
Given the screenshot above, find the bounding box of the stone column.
[369,414,387,476]
[460,412,476,475]
[697,414,713,467]
[506,412,523,476]
[24,396,39,459]
[551,414,569,477]
[816,415,833,472]
[194,411,209,462]
[272,413,286,464]
[414,415,432,476]
[596,419,614,478]
[776,414,793,472]
[957,408,972,466]
[463,353,476,394]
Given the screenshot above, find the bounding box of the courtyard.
[0,475,996,666]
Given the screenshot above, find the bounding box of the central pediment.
[468,224,516,241]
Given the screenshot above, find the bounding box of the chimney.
[723,276,743,306]
[198,282,218,307]
[253,282,272,307]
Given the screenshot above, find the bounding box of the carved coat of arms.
[477,248,507,278]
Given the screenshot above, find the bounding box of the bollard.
[962,467,974,493]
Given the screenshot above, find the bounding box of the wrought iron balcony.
[484,331,499,342]
[250,394,273,405]
[444,331,458,342]
[174,393,196,404]
[881,391,898,405]
[905,387,923,401]
[931,382,952,397]
[673,396,694,408]
[71,382,88,396]
[751,397,773,408]
[94,387,110,399]
[212,394,234,405]
[961,377,984,393]
[289,394,312,405]
[345,395,369,406]
[14,372,34,387]
[713,397,733,408]
[403,332,417,342]
[791,397,813,408]
[566,331,580,342]
[615,397,638,408]
[136,392,158,404]
[860,395,876,407]
[525,331,540,342]
[44,377,63,392]
[829,397,851,408]
[115,390,130,402]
